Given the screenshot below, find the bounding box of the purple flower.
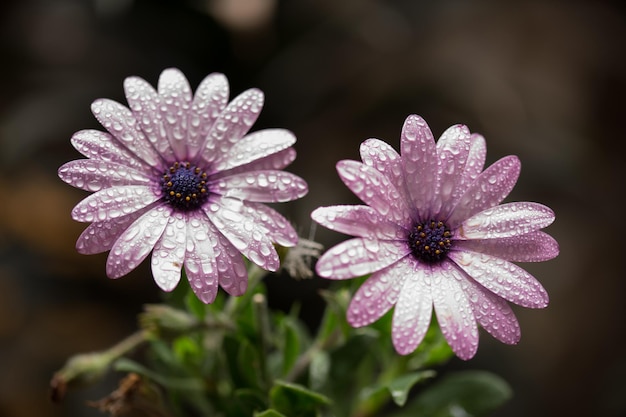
[312,115,558,360]
[59,68,308,303]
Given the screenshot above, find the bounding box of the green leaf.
[387,370,436,406]
[113,358,205,391]
[308,351,330,391]
[392,370,512,417]
[238,338,263,388]
[281,318,301,375]
[270,380,331,417]
[254,409,288,417]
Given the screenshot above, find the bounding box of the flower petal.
[124,75,176,162]
[58,159,152,192]
[106,205,171,278]
[360,138,408,201]
[203,197,280,271]
[336,160,411,227]
[151,211,187,292]
[187,73,229,159]
[453,231,559,262]
[76,208,149,254]
[213,148,297,180]
[449,251,549,308]
[91,98,162,167]
[391,259,433,355]
[458,202,555,239]
[211,225,249,296]
[461,134,487,189]
[212,129,296,173]
[432,261,479,360]
[211,170,308,203]
[347,259,408,327]
[71,185,161,223]
[184,211,219,304]
[434,124,472,217]
[244,202,299,247]
[70,129,148,171]
[311,205,406,240]
[201,88,264,164]
[447,155,521,228]
[454,267,521,345]
[315,238,409,279]
[158,68,193,160]
[400,115,439,218]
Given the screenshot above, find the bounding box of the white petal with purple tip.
[432,261,479,360]
[447,155,520,228]
[151,212,187,292]
[124,76,176,162]
[201,88,264,164]
[391,259,433,355]
[212,170,308,203]
[72,185,161,223]
[106,205,171,278]
[91,99,162,167]
[58,159,152,192]
[203,198,280,271]
[400,115,439,218]
[449,251,549,308]
[459,202,555,239]
[184,212,219,304]
[336,160,411,227]
[347,260,407,327]
[158,69,193,160]
[315,238,409,279]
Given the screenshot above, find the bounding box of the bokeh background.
[1,0,625,416]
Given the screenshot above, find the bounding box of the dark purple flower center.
[408,220,453,263]
[161,162,209,211]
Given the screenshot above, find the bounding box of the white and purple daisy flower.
[59,68,308,303]
[312,115,558,360]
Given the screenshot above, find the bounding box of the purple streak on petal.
[124,76,176,163]
[434,124,472,217]
[311,205,406,240]
[359,138,408,202]
[76,208,149,254]
[459,202,555,240]
[151,211,187,292]
[203,197,280,271]
[315,238,409,279]
[336,160,412,227]
[210,225,248,296]
[91,99,162,167]
[71,129,148,172]
[432,261,479,360]
[58,159,152,192]
[447,155,520,228]
[400,115,439,219]
[71,185,161,223]
[157,69,193,160]
[212,148,297,180]
[449,251,549,308]
[454,266,521,345]
[201,88,264,165]
[213,129,296,172]
[184,211,219,304]
[391,259,433,355]
[187,73,229,160]
[347,259,408,327]
[106,205,171,278]
[211,170,308,203]
[453,231,559,262]
[244,202,299,247]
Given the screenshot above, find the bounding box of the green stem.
[284,329,341,383]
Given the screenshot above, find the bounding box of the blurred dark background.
[1,0,624,416]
